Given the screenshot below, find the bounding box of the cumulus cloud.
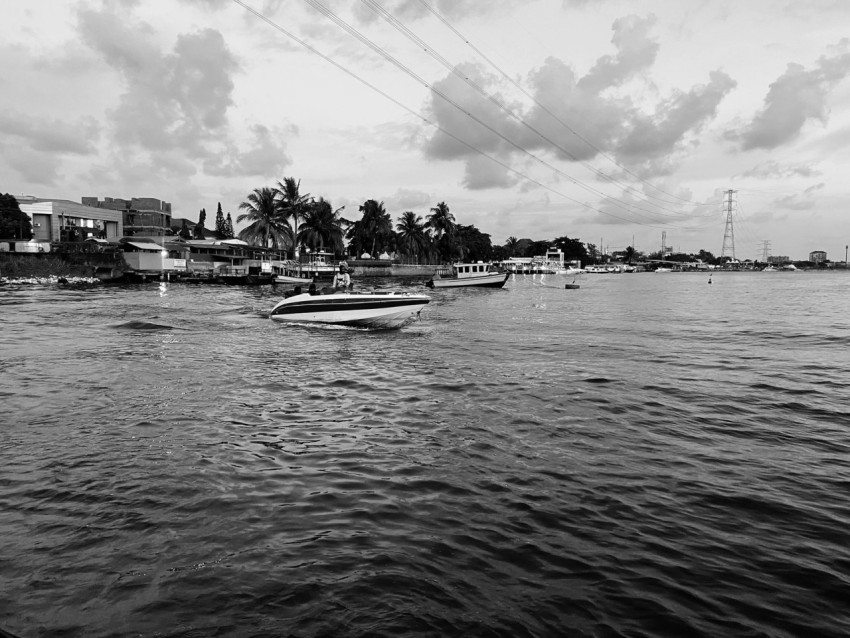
[421,14,735,188]
[733,40,850,150]
[618,70,737,172]
[77,4,238,154]
[578,15,659,93]
[203,124,293,177]
[72,4,292,187]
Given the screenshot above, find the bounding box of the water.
[2,271,849,637]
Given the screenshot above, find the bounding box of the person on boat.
[333,262,351,290]
[308,282,317,295]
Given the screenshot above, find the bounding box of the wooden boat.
[270,290,430,329]
[427,262,508,289]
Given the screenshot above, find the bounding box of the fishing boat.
[270,290,430,329]
[427,262,508,289]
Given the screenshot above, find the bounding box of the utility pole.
[721,189,737,261]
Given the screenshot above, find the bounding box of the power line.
[231,0,713,232]
[359,0,701,220]
[302,0,697,228]
[414,0,697,207]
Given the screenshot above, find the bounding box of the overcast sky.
[3,0,850,260]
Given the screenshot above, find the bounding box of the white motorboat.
[270,290,430,329]
[427,262,509,288]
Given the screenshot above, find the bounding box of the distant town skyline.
[2,1,849,261]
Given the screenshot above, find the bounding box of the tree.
[350,199,394,258]
[193,208,207,239]
[551,236,589,264]
[0,194,33,240]
[624,245,636,265]
[697,249,717,264]
[237,187,292,248]
[299,197,348,255]
[455,224,493,262]
[396,211,429,263]
[179,219,192,240]
[276,177,312,259]
[525,240,550,258]
[214,202,226,238]
[426,202,457,262]
[504,236,520,256]
[224,213,234,239]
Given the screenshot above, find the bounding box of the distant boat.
[564,282,580,289]
[427,262,509,289]
[655,267,673,273]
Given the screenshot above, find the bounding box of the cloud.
[421,14,735,188]
[385,188,431,210]
[733,40,850,150]
[578,15,659,93]
[617,70,737,171]
[0,112,100,155]
[774,182,826,210]
[741,160,820,179]
[356,0,515,23]
[203,124,293,177]
[462,154,517,190]
[78,6,237,157]
[2,144,63,186]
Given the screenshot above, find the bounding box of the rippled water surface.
[2,272,850,637]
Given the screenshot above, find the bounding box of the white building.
[17,197,123,242]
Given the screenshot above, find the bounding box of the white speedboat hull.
[427,272,509,288]
[270,291,430,329]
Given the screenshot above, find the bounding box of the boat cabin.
[453,262,496,278]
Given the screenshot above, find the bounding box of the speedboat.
[270,290,430,329]
[427,262,508,288]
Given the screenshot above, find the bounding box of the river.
[1,271,849,637]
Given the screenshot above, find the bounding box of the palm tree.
[505,236,520,256]
[276,177,312,259]
[355,199,394,258]
[299,197,348,255]
[426,201,456,262]
[237,187,291,248]
[624,245,636,265]
[396,211,428,264]
[425,201,456,239]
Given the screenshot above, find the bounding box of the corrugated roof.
[124,242,164,251]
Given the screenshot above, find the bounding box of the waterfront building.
[809,250,827,263]
[81,196,172,236]
[17,196,124,242]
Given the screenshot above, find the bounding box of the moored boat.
[427,262,508,289]
[270,290,430,329]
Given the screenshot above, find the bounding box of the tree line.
[235,177,499,264]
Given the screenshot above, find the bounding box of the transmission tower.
[761,240,771,263]
[721,189,737,260]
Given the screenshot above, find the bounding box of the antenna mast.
[721,189,737,260]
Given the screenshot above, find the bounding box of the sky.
[2,0,850,261]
